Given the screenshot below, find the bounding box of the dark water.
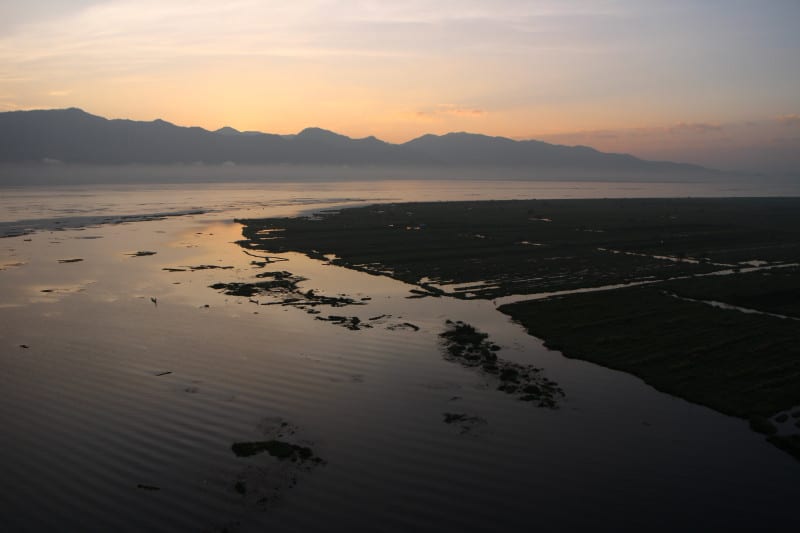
[1,180,798,532]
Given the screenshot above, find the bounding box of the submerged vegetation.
[440,320,564,407]
[442,412,487,434]
[230,418,325,509]
[209,270,363,309]
[231,440,318,462]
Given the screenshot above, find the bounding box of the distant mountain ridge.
[0,108,710,175]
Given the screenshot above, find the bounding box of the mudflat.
[239,197,800,459]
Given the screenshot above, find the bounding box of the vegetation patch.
[209,271,365,310]
[236,198,800,299]
[231,440,316,462]
[500,287,800,418]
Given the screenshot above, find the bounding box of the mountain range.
[0,108,711,176]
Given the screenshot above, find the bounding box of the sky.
[1,0,799,173]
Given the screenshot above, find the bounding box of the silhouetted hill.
[0,108,712,175]
[403,132,697,173]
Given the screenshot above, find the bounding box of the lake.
[1,179,799,532]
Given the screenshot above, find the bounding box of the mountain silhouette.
[0,108,710,175]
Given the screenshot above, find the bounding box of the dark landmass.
[0,108,713,178]
[238,198,800,299]
[237,197,800,459]
[498,284,800,419]
[498,280,800,461]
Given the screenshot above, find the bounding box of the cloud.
[530,117,800,174]
[0,0,626,78]
[537,122,726,144]
[776,114,800,127]
[47,90,70,96]
[667,122,722,134]
[415,103,487,119]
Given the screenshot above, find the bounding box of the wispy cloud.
[531,116,800,173]
[668,122,722,134]
[414,104,487,120]
[0,0,625,76]
[534,121,726,144]
[776,114,800,127]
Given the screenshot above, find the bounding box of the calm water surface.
[1,180,798,532]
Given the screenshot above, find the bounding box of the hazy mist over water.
[3,176,800,231]
[1,162,797,186]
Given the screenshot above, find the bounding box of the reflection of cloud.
[668,122,722,134]
[776,114,800,127]
[415,103,487,119]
